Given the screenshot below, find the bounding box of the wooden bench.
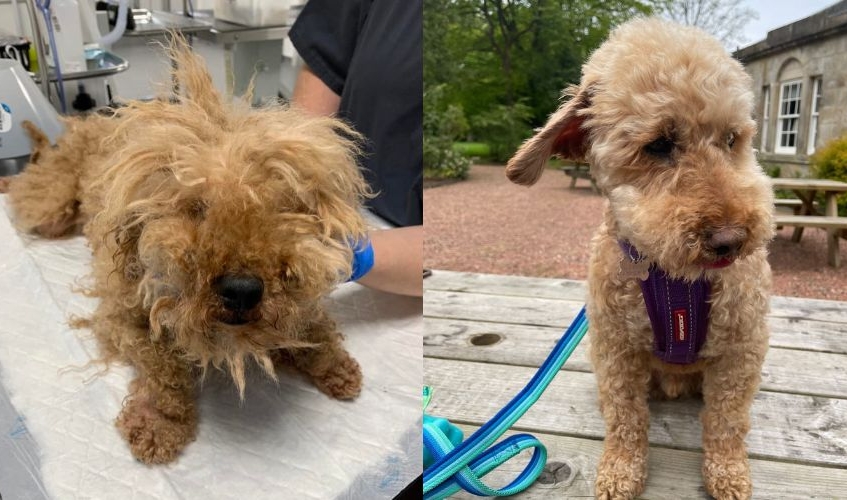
[559,163,598,193]
[773,215,847,267]
[774,199,819,239]
[774,198,806,214]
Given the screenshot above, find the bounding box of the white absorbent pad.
[0,196,422,499]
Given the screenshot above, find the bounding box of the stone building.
[734,1,847,176]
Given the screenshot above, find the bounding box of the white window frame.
[807,77,822,155]
[760,86,770,152]
[776,79,802,155]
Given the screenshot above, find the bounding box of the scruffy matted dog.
[5,36,370,465]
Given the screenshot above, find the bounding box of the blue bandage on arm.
[349,239,375,282]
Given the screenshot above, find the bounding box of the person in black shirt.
[289,0,423,296]
[289,0,422,227]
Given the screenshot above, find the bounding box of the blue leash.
[423,306,589,498]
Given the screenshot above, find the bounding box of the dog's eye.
[644,137,675,157]
[187,200,208,220]
[726,132,737,149]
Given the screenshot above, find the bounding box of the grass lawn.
[453,142,490,158]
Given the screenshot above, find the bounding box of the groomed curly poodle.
[507,18,774,500]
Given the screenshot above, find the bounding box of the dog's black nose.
[706,228,746,258]
[213,274,264,312]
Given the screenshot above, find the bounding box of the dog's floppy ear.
[506,84,593,186]
[91,168,172,284]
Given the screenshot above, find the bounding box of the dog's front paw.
[703,455,752,500]
[116,398,197,465]
[595,449,647,500]
[313,352,362,400]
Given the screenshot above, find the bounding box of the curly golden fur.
[6,36,369,464]
[507,18,774,499]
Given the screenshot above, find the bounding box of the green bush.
[424,136,471,180]
[424,84,471,180]
[811,134,847,216]
[761,162,781,179]
[469,103,533,163]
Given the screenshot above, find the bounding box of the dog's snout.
[706,228,746,257]
[214,274,264,312]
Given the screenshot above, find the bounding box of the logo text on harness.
[673,308,688,342]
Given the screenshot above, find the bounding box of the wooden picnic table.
[424,270,847,499]
[559,163,599,193]
[770,177,847,267]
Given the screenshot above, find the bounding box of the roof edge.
[734,1,847,62]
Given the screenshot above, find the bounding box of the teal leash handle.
[424,422,546,498]
[423,306,589,498]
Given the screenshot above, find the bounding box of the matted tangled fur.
[6,35,369,464]
[507,18,774,500]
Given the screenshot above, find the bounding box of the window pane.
[777,81,803,153]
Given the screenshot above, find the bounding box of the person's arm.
[291,64,341,117]
[355,225,423,297]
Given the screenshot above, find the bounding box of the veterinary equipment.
[0,58,63,175]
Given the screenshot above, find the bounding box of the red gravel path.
[424,164,847,301]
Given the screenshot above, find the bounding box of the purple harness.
[619,241,711,365]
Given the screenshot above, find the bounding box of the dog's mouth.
[221,314,251,325]
[698,227,746,270]
[217,309,262,325]
[700,256,736,269]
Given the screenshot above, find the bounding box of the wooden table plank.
[770,178,847,191]
[772,215,847,230]
[425,288,847,355]
[424,317,847,398]
[426,288,847,328]
[425,289,585,327]
[767,316,847,353]
[427,271,847,323]
[424,282,847,354]
[425,270,588,301]
[769,295,847,323]
[424,358,847,467]
[448,424,847,499]
[425,308,847,357]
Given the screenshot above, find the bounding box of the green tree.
[424,0,659,166]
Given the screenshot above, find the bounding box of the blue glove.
[349,239,375,282]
